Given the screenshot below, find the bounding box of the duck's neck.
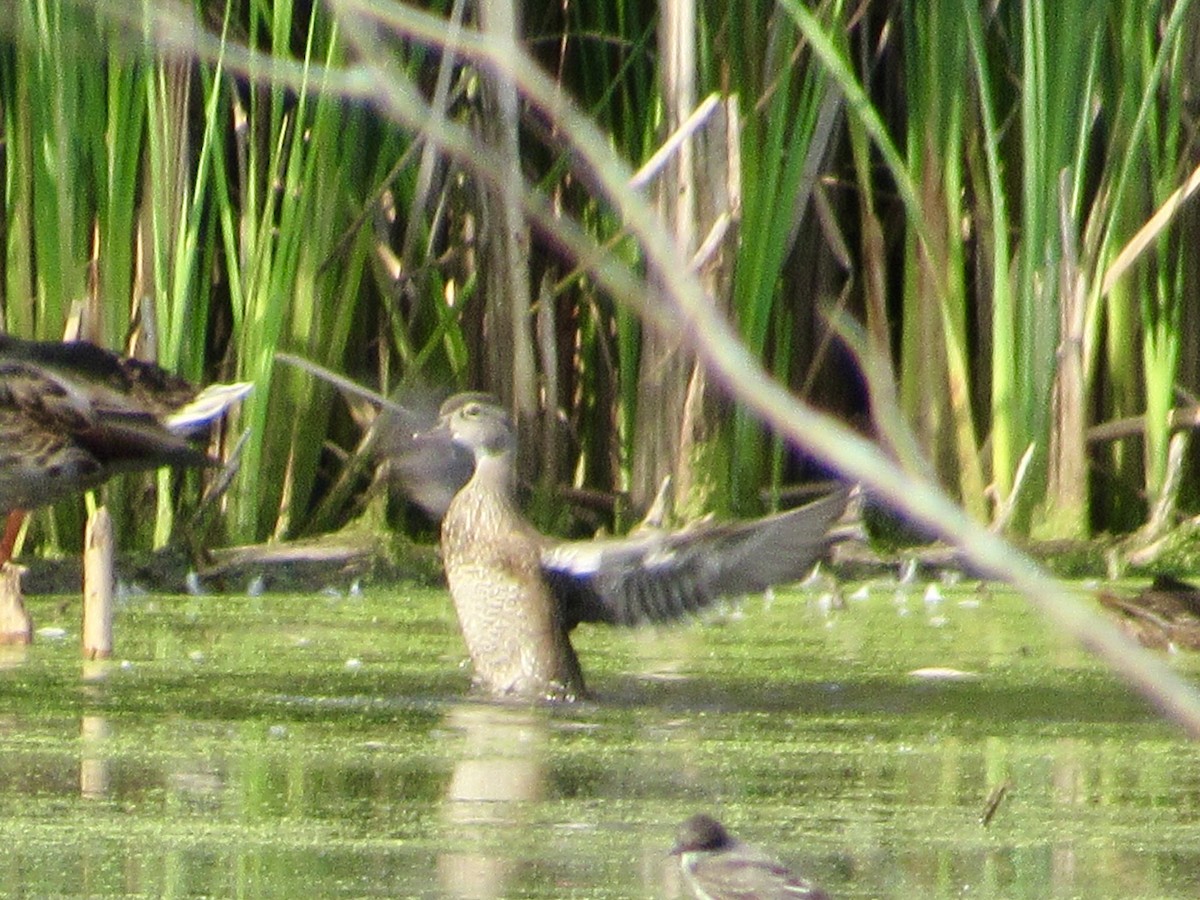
[469,450,518,498]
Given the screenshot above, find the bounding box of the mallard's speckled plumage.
[0,334,250,557]
[430,396,847,701]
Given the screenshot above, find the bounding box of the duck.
[427,394,848,701]
[1098,574,1200,651]
[0,333,251,564]
[670,813,831,900]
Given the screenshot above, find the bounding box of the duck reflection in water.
[437,703,547,899]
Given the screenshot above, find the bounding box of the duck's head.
[435,393,515,460]
[670,814,735,855]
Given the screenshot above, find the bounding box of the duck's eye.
[463,403,480,418]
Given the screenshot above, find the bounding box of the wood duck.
[671,813,831,900]
[428,395,847,701]
[0,333,251,563]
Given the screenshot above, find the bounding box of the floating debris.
[908,666,980,681]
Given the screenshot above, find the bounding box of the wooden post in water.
[0,562,32,644]
[83,507,114,660]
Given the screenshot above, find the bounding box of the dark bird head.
[671,814,735,855]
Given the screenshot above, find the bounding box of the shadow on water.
[1,583,1199,897]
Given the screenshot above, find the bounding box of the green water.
[2,578,1199,898]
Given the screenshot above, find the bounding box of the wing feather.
[542,489,848,628]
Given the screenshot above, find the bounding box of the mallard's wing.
[0,359,214,512]
[0,363,104,509]
[0,333,251,428]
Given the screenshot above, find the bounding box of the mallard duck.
[0,333,251,563]
[426,395,847,700]
[671,814,831,900]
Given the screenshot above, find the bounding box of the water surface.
[2,577,1198,897]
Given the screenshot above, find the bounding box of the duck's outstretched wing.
[374,390,479,520]
[542,489,848,628]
